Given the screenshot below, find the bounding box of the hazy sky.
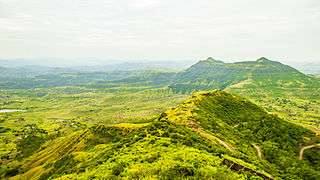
[0,0,319,63]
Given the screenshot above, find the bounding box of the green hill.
[169,57,314,93]
[4,91,319,179]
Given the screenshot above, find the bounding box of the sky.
[0,0,319,64]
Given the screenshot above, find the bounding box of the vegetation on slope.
[169,57,314,93]
[2,90,319,179]
[4,121,245,179]
[0,87,186,167]
[162,90,320,179]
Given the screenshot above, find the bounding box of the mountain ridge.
[169,57,310,93]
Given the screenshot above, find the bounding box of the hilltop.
[169,57,312,93]
[4,91,319,179]
[162,91,319,179]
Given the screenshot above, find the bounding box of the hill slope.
[162,91,319,179]
[4,91,319,179]
[169,57,315,93]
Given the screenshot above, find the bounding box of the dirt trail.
[193,127,235,151]
[252,144,263,159]
[167,120,236,151]
[299,144,320,160]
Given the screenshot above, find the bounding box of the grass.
[0,85,186,177]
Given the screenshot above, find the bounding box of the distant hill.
[7,91,319,179]
[169,57,314,93]
[0,66,76,78]
[292,62,320,75]
[0,68,177,89]
[0,58,194,70]
[0,61,186,89]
